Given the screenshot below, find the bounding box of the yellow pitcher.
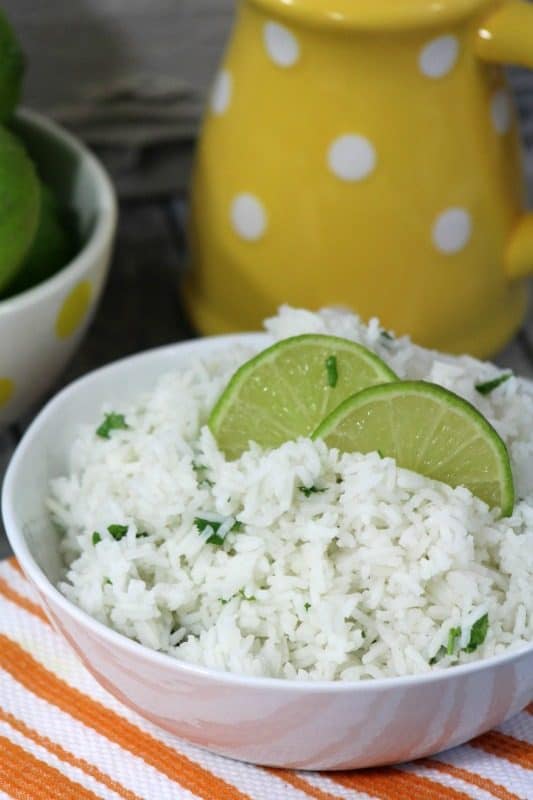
[186,0,533,356]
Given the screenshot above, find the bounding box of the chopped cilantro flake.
[464,613,489,652]
[381,330,394,341]
[429,646,446,666]
[195,517,242,545]
[194,517,220,534]
[136,531,149,539]
[207,532,225,546]
[325,355,338,388]
[299,485,326,498]
[192,464,214,487]
[96,412,128,439]
[92,531,101,545]
[107,524,128,541]
[377,449,384,459]
[304,602,311,611]
[475,374,511,396]
[447,626,461,655]
[238,589,256,602]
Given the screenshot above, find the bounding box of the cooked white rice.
[50,306,533,681]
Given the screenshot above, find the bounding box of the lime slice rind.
[313,380,514,516]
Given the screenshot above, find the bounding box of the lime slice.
[209,334,397,459]
[313,381,514,515]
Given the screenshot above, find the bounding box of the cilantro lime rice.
[49,307,533,680]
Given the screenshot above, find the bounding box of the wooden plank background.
[2,2,237,196]
[5,1,234,113]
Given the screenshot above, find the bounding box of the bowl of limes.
[0,9,117,425]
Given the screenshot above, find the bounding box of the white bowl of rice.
[3,306,532,769]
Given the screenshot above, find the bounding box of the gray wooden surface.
[7,1,234,115]
[2,1,235,197]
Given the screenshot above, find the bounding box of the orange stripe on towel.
[420,758,522,800]
[6,556,24,576]
[471,730,533,771]
[0,733,102,800]
[269,770,347,799]
[0,706,142,800]
[329,767,474,800]
[0,634,251,800]
[0,576,49,623]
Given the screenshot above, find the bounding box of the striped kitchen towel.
[0,556,531,800]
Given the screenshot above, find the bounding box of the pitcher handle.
[476,0,533,280]
[477,1,533,68]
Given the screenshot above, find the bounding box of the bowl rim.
[3,333,533,694]
[0,107,117,314]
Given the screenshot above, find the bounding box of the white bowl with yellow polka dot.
[0,108,117,425]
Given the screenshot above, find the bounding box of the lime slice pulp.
[209,334,397,460]
[313,380,514,515]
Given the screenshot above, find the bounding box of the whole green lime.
[7,182,75,295]
[0,126,39,291]
[0,9,24,121]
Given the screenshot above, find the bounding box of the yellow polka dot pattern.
[0,378,14,408]
[188,5,531,357]
[55,281,92,339]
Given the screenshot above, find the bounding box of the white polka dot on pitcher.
[264,22,300,67]
[210,69,232,115]
[231,194,267,241]
[432,208,471,254]
[328,135,376,182]
[419,35,459,78]
[491,90,512,134]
